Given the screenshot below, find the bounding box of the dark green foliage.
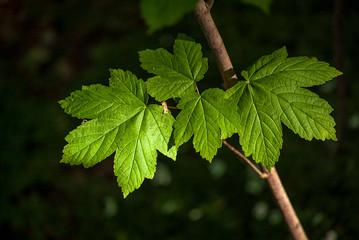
[140,0,198,33]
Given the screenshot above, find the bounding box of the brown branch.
[195,1,308,239]
[222,140,269,179]
[194,0,237,90]
[261,166,308,240]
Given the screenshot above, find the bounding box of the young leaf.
[139,36,208,102]
[226,47,342,168]
[60,69,176,197]
[173,88,242,161]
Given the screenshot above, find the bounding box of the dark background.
[1,0,358,239]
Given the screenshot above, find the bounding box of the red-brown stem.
[222,140,268,179]
[261,167,308,240]
[194,0,237,89]
[195,1,308,239]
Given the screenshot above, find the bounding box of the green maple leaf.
[226,47,342,168]
[59,69,176,197]
[173,88,242,161]
[139,36,208,102]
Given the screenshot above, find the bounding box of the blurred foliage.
[240,0,273,13]
[0,0,358,239]
[140,0,198,33]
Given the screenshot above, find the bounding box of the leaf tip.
[108,68,116,75]
[122,191,130,198]
[199,151,215,163]
[274,46,288,57]
[335,69,343,76]
[58,99,67,109]
[59,154,70,165]
[205,157,213,163]
[323,130,338,141]
[176,33,195,42]
[82,85,90,91]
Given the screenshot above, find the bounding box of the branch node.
[206,0,214,10]
[260,172,270,179]
[222,140,267,179]
[161,101,168,113]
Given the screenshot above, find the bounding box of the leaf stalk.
[222,140,269,179]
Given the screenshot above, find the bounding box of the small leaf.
[60,69,176,197]
[226,47,341,168]
[174,88,241,161]
[139,36,208,101]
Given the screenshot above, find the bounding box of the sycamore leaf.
[140,0,198,33]
[173,88,242,161]
[226,47,342,168]
[60,69,176,197]
[139,36,208,102]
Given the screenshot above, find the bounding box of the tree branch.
[222,140,269,179]
[194,0,237,89]
[261,166,308,240]
[194,1,308,239]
